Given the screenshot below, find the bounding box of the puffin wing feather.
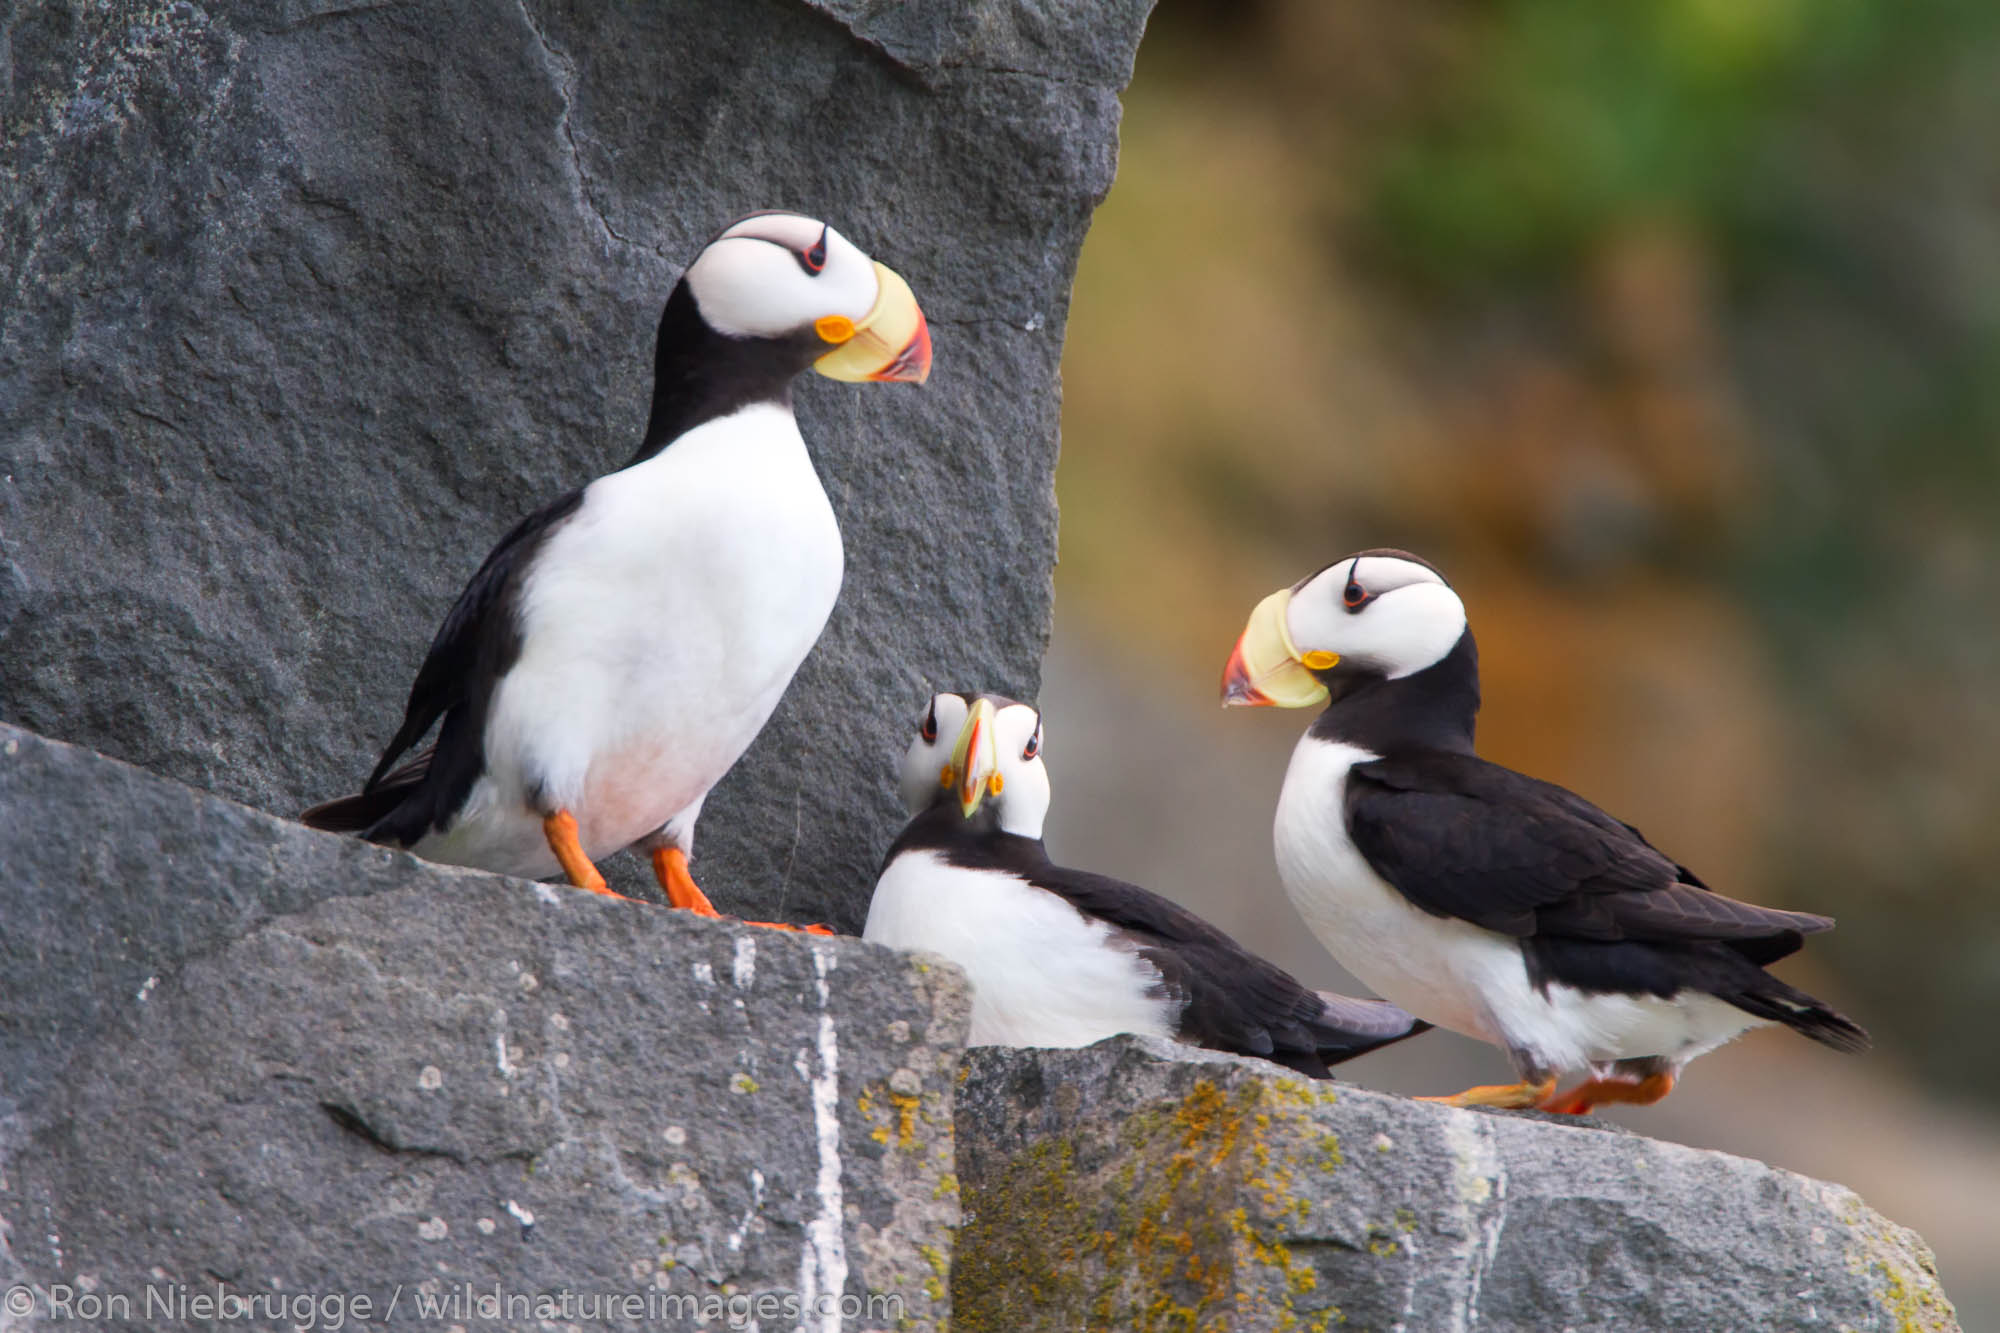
[308,488,586,846]
[1346,753,1832,946]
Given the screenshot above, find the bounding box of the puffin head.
[1221,550,1467,708]
[899,692,1050,838]
[682,211,931,383]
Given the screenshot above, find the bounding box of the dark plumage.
[1342,747,1867,1054]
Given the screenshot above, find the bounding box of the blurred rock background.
[1037,0,2000,1321]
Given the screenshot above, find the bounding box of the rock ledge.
[953,1037,1959,1333]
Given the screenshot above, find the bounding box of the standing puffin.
[865,692,1426,1076]
[304,211,930,920]
[1221,550,1867,1112]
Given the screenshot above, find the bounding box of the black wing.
[1022,859,1427,1075]
[315,488,585,845]
[1345,751,1831,949]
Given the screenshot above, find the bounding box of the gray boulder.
[953,1037,1960,1333]
[0,724,970,1330]
[0,0,1153,928]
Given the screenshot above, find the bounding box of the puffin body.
[304,212,929,915]
[865,693,1426,1076]
[409,401,841,879]
[1223,550,1867,1113]
[870,840,1180,1049]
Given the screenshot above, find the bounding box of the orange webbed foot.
[1418,1076,1559,1110]
[543,811,631,900]
[1538,1070,1677,1116]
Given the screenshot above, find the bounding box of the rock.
[0,0,1154,928]
[953,1037,1960,1333]
[0,723,971,1330]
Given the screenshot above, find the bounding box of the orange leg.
[1417,1076,1559,1110]
[543,811,625,899]
[649,847,834,934]
[650,846,721,917]
[1538,1070,1677,1116]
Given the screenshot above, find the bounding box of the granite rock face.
[953,1037,1960,1333]
[0,725,970,1331]
[0,0,1153,928]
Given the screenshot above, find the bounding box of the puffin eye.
[798,226,829,276]
[1021,724,1041,761]
[1342,581,1370,611]
[920,703,938,743]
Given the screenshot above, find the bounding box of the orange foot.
[650,846,721,916]
[1417,1076,1558,1110]
[543,811,630,900]
[649,846,834,933]
[1539,1070,1677,1116]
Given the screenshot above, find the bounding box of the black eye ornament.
[799,226,828,276]
[920,701,938,743]
[1021,723,1042,760]
[1343,580,1371,611]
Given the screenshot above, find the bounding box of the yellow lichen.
[889,1091,924,1148]
[955,1074,1350,1332]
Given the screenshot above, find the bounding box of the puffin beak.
[813,261,932,384]
[1221,588,1333,709]
[947,697,1001,818]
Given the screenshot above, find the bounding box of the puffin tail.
[1728,974,1871,1055]
[300,782,417,837]
[1310,992,1432,1064]
[300,746,434,841]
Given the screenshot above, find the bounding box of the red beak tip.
[870,313,932,384]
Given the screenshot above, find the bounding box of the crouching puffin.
[864,692,1427,1076]
[304,211,930,923]
[1221,550,1868,1113]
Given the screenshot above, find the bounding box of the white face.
[1285,552,1467,681]
[683,212,881,339]
[899,693,1052,839]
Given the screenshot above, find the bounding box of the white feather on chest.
[420,403,842,875]
[1272,736,1762,1075]
[865,850,1178,1048]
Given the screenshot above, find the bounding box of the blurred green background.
[1043,0,2000,1319]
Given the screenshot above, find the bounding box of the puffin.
[303,211,930,922]
[864,692,1427,1076]
[1220,550,1868,1112]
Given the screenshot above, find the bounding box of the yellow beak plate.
[814,262,932,384]
[1221,588,1332,709]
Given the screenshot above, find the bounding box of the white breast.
[1271,736,1763,1077]
[864,850,1178,1049]
[423,403,841,876]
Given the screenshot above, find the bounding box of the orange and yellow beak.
[1221,588,1334,709]
[813,261,932,384]
[942,697,1003,818]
